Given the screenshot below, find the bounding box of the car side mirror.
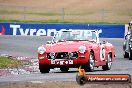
[47,41,52,44]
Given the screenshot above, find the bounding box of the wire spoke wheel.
[89,54,94,70]
[102,53,112,71]
[84,52,94,72]
[107,54,112,68]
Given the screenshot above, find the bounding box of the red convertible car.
[38,30,115,73]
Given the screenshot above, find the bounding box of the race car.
[37,30,115,73]
[123,21,132,60]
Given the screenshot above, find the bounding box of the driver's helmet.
[128,21,132,31]
[129,21,132,26]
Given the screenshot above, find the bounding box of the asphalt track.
[0,36,132,83]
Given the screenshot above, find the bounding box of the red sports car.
[38,30,115,73]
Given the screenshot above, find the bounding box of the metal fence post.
[61,8,65,22]
[101,8,105,22]
[23,6,26,21]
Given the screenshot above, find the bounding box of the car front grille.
[47,52,78,59]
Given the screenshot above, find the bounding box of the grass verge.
[0,56,23,69]
[0,19,127,24]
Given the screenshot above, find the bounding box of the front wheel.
[124,51,129,58]
[129,49,132,60]
[84,52,95,72]
[39,64,50,73]
[102,53,112,71]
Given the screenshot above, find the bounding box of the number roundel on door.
[100,45,105,61]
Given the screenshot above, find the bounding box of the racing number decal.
[100,45,105,61]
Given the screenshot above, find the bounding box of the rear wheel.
[39,64,50,73]
[102,53,112,70]
[60,67,69,72]
[84,52,94,72]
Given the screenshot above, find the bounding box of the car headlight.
[69,52,74,57]
[68,52,78,59]
[49,52,55,59]
[38,46,46,54]
[79,46,86,54]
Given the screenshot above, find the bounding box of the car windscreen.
[53,30,97,41]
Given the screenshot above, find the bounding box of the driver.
[60,31,71,40]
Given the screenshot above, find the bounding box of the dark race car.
[123,21,132,60]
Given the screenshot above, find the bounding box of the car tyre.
[39,64,50,73]
[102,53,112,70]
[129,49,132,60]
[84,52,94,72]
[124,51,129,58]
[60,67,69,72]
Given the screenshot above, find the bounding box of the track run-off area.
[0,36,132,83]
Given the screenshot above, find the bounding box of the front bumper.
[38,51,89,67]
[38,56,89,68]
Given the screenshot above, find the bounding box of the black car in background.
[123,21,132,60]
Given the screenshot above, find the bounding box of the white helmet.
[129,21,132,25]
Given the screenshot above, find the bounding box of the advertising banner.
[0,23,125,38]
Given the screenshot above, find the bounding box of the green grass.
[0,9,130,24]
[0,10,61,16]
[0,10,23,15]
[0,10,95,16]
[118,12,132,16]
[0,19,127,24]
[28,12,61,16]
[0,56,23,69]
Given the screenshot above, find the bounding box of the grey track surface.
[0,36,52,58]
[0,36,132,83]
